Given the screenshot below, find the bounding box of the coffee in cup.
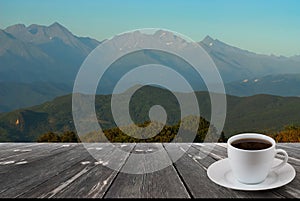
[227,133,288,184]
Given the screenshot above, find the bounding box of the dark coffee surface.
[231,138,272,150]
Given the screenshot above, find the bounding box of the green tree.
[61,131,80,142]
[37,132,61,142]
[271,125,300,142]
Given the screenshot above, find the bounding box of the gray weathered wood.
[0,143,299,198]
[53,143,135,198]
[18,143,113,198]
[0,144,89,198]
[104,143,190,198]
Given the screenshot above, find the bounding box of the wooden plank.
[0,143,77,176]
[104,143,190,198]
[0,143,48,159]
[165,143,237,198]
[270,175,300,198]
[0,143,45,150]
[193,143,227,157]
[53,143,135,198]
[17,143,114,198]
[277,144,300,167]
[142,143,190,198]
[164,143,282,198]
[0,143,78,175]
[278,143,300,149]
[103,143,144,198]
[0,143,71,168]
[0,144,90,198]
[104,171,144,198]
[0,143,299,198]
[0,143,35,151]
[142,165,190,198]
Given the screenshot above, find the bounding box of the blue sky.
[1,0,299,56]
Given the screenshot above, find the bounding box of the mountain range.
[0,22,300,113]
[1,22,99,83]
[200,36,300,82]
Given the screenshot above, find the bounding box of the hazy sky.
[1,0,299,56]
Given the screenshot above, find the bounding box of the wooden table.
[0,143,299,198]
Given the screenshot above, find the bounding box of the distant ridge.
[0,22,100,83]
[0,23,300,113]
[1,86,300,142]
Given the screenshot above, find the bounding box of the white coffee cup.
[227,133,288,184]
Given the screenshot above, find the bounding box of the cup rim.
[228,133,275,152]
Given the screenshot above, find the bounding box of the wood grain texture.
[104,143,190,198]
[0,143,299,198]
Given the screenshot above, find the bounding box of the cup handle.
[271,149,288,171]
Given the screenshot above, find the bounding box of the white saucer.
[207,158,296,191]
